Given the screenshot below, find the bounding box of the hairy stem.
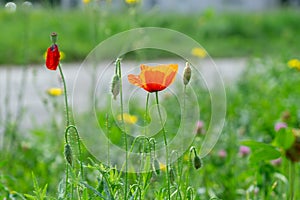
[117,59,128,200]
[155,91,170,200]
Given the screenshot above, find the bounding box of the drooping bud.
[153,158,160,175]
[193,155,202,170]
[64,143,73,166]
[111,74,120,100]
[190,146,202,170]
[183,62,192,85]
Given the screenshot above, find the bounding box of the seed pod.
[64,143,73,166]
[183,62,192,85]
[50,32,58,44]
[193,155,202,170]
[111,74,120,100]
[153,158,160,175]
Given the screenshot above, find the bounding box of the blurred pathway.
[0,58,247,132]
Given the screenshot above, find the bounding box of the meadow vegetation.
[0,3,300,200]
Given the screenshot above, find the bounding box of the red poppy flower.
[46,44,60,70]
[128,64,178,93]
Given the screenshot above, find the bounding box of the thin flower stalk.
[115,58,128,200]
[58,64,70,127]
[155,91,171,200]
[105,114,111,165]
[144,93,150,136]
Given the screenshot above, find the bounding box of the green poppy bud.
[183,62,192,85]
[64,143,73,166]
[50,32,58,44]
[193,155,202,170]
[111,74,120,100]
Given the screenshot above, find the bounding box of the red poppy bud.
[46,44,60,70]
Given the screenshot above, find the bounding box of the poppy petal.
[46,44,60,70]
[128,63,178,93]
[128,74,143,88]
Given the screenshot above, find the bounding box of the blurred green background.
[1,0,300,65]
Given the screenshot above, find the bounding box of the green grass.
[0,6,300,65]
[1,56,300,199]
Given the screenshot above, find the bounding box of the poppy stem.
[58,64,70,127]
[144,93,150,136]
[58,64,71,197]
[58,64,84,198]
[105,114,111,165]
[116,58,128,200]
[155,91,171,200]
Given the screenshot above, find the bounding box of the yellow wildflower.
[47,88,63,96]
[288,59,300,70]
[60,51,65,60]
[117,113,138,124]
[191,47,207,58]
[44,51,65,60]
[82,0,90,4]
[125,0,139,4]
[159,163,166,172]
[183,154,189,162]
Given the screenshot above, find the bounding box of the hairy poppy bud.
[64,143,73,166]
[183,62,192,85]
[193,155,202,170]
[111,74,120,100]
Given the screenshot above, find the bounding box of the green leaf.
[241,140,275,149]
[249,147,281,163]
[80,181,105,199]
[41,184,48,198]
[241,140,281,164]
[24,194,36,200]
[274,128,295,149]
